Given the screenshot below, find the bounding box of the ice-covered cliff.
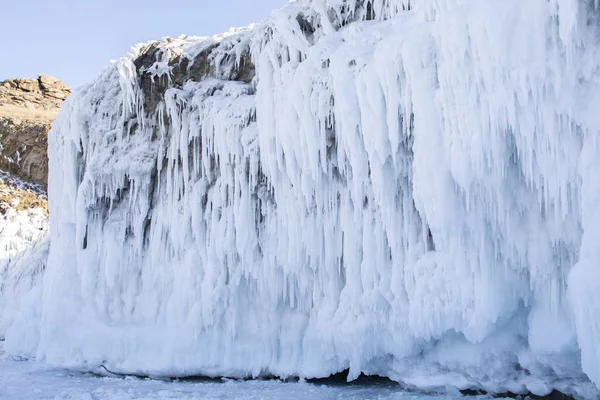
[3,0,600,397]
[0,75,64,346]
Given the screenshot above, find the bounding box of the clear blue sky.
[0,0,286,88]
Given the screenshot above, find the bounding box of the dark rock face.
[0,120,50,187]
[132,39,255,115]
[0,75,70,187]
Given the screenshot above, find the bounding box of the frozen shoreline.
[0,344,491,400]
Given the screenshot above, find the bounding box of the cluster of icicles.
[2,0,600,397]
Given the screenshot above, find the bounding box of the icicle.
[2,0,600,397]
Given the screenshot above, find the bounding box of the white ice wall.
[4,0,600,397]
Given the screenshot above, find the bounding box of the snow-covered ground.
[0,345,491,400]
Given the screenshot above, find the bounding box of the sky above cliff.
[0,0,286,88]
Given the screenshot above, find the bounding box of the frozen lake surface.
[0,345,495,400]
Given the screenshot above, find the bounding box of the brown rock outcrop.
[0,170,47,215]
[0,75,70,187]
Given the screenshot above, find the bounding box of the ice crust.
[2,0,600,397]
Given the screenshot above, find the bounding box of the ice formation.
[2,0,600,397]
[0,174,48,347]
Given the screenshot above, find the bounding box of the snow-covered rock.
[3,0,600,397]
[0,171,48,345]
[0,74,61,347]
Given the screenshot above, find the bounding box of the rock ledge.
[0,75,70,186]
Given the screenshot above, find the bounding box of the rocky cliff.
[0,74,68,256]
[0,76,68,335]
[0,75,70,187]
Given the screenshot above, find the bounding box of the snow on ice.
[0,343,489,400]
[2,0,600,398]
